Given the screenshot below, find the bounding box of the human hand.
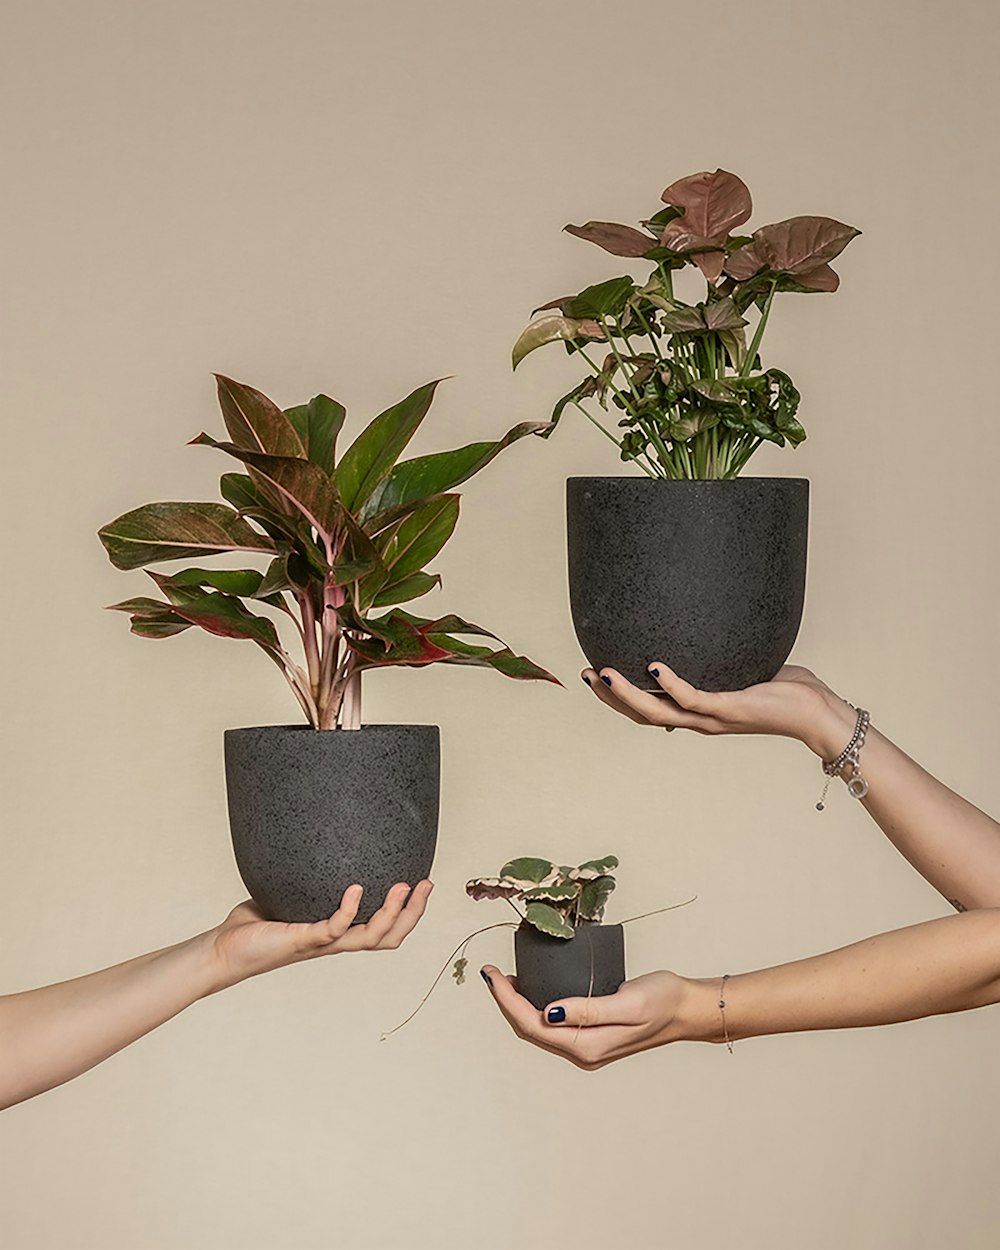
[207,881,434,992]
[480,966,705,1070]
[583,662,856,760]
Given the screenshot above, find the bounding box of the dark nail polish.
[547,1006,566,1023]
[582,674,591,685]
[649,667,660,677]
[480,969,493,987]
[601,675,612,687]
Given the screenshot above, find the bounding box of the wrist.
[801,690,858,762]
[665,977,728,1045]
[190,927,238,997]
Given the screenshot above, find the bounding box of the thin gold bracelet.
[719,973,734,1054]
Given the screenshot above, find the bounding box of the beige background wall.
[2,1,998,1246]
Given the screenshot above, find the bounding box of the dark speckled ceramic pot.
[566,477,809,691]
[514,923,626,1011]
[224,724,439,924]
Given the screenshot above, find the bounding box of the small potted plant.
[99,374,556,923]
[513,168,860,690]
[465,855,624,1009]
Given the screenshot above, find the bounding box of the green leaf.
[284,394,346,475]
[525,902,575,939]
[522,882,581,904]
[692,379,741,405]
[255,551,312,598]
[578,876,616,922]
[668,409,720,441]
[130,615,192,638]
[500,857,556,885]
[98,502,276,571]
[214,375,304,458]
[371,571,442,609]
[334,381,441,513]
[159,567,265,598]
[193,437,343,546]
[564,275,635,320]
[378,494,460,581]
[363,421,551,524]
[512,315,604,369]
[148,577,282,651]
[573,856,620,880]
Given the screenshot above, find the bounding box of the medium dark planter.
[514,922,626,1011]
[224,724,440,925]
[566,476,809,691]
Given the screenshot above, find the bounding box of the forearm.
[0,932,223,1110]
[808,693,1000,909]
[675,909,1000,1043]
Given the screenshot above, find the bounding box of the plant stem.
[739,280,777,379]
[298,591,322,691]
[340,659,362,731]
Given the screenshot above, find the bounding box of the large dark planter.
[514,922,626,1011]
[566,476,809,691]
[224,724,440,925]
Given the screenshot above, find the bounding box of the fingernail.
[480,969,493,987]
[582,674,591,685]
[600,675,612,687]
[547,1005,566,1023]
[649,667,660,677]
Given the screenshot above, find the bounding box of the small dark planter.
[566,476,809,691]
[514,922,626,1011]
[224,724,439,925]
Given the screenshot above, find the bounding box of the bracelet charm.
[816,706,870,811]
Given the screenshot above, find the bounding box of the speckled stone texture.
[567,477,809,691]
[224,724,439,924]
[514,923,626,1011]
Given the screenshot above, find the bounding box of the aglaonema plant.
[465,854,619,938]
[513,168,860,480]
[98,376,557,729]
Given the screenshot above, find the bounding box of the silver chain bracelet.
[816,706,870,811]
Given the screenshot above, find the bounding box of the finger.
[542,986,637,1028]
[480,966,549,1042]
[322,883,363,940]
[372,879,434,950]
[581,669,652,726]
[646,662,726,716]
[483,969,618,1069]
[596,668,710,730]
[335,883,411,951]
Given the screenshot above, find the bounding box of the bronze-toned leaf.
[723,242,765,281]
[660,169,753,249]
[781,262,840,292]
[512,315,605,369]
[564,220,659,257]
[751,216,860,276]
[98,502,276,571]
[214,375,305,459]
[578,875,616,922]
[465,877,525,901]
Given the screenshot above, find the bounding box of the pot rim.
[225,722,440,736]
[567,474,809,487]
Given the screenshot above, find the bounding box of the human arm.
[0,880,431,1110]
[585,662,1000,910]
[482,906,1000,1069]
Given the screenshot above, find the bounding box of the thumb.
[543,990,629,1028]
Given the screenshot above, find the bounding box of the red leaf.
[563,221,658,257]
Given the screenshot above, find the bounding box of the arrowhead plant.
[99,375,558,729]
[513,168,860,479]
[466,855,619,938]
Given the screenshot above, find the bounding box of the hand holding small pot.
[480,968,690,1070]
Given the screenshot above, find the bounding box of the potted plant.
[513,168,860,690]
[99,374,557,923]
[465,855,624,1009]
